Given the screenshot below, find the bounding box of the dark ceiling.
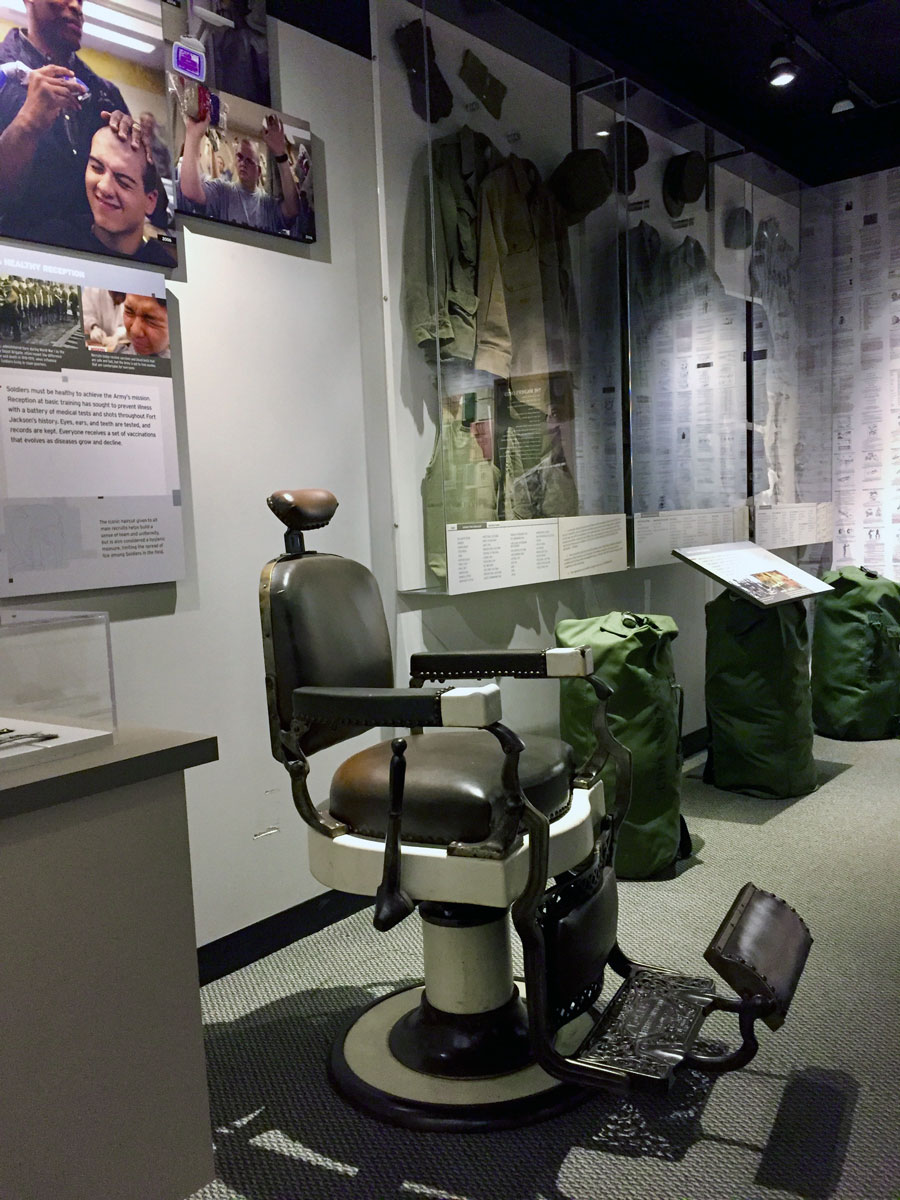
[500,0,900,185]
[282,0,899,185]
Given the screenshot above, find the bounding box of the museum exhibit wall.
[821,169,900,574]
[374,0,709,744]
[0,21,387,946]
[0,5,860,947]
[372,0,830,749]
[148,23,387,943]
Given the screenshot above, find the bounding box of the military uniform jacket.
[474,155,579,382]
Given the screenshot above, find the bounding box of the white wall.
[12,25,388,947]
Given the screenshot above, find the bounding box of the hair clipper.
[181,82,222,128]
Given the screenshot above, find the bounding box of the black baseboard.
[198,890,372,986]
[682,726,708,758]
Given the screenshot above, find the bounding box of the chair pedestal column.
[389,904,532,1078]
[328,904,591,1131]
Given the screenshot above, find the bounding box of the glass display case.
[748,161,834,570]
[574,81,754,568]
[375,0,627,595]
[0,608,117,772]
[375,0,833,593]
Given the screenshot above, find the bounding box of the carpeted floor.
[188,735,900,1200]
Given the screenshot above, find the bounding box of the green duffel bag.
[704,593,817,798]
[556,611,688,879]
[811,566,900,740]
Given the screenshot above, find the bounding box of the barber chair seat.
[260,489,813,1132]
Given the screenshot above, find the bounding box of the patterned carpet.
[188,735,900,1200]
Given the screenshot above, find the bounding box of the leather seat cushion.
[328,729,574,846]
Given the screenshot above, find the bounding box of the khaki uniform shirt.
[474,156,579,383]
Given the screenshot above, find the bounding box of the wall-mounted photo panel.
[0,242,184,595]
[0,0,178,266]
[188,0,270,107]
[169,75,314,243]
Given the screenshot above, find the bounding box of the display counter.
[0,726,218,1200]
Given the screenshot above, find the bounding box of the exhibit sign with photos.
[0,242,184,595]
[0,0,178,266]
[165,0,315,243]
[672,540,833,608]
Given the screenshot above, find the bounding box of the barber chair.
[260,488,813,1132]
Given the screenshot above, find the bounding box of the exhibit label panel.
[672,540,833,608]
[0,244,183,595]
[633,506,750,568]
[445,513,627,594]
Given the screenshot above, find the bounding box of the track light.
[831,92,855,115]
[767,53,799,88]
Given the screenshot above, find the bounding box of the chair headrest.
[268,489,339,531]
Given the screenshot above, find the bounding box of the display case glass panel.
[0,608,117,771]
[744,156,833,565]
[577,83,753,567]
[375,0,627,594]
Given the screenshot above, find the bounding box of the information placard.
[558,514,627,579]
[754,502,836,549]
[672,541,832,608]
[633,506,748,568]
[0,245,184,596]
[446,519,559,594]
[445,513,627,594]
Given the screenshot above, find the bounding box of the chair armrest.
[409,647,593,682]
[292,683,502,729]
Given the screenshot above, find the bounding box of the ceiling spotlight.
[595,129,610,138]
[767,47,799,88]
[831,94,855,115]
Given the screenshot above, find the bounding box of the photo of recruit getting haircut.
[0,0,178,265]
[169,79,315,243]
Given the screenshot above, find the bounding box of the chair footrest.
[574,969,716,1087]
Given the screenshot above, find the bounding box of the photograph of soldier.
[0,273,80,346]
[34,116,174,264]
[110,290,169,358]
[0,0,178,264]
[170,81,315,243]
[188,0,270,107]
[82,284,125,350]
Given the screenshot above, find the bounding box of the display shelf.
[0,715,113,776]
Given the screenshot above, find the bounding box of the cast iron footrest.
[574,969,716,1088]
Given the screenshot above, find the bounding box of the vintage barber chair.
[260,488,813,1131]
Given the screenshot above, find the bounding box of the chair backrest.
[260,490,394,757]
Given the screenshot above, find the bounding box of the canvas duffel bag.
[704,593,816,798]
[811,566,900,740]
[556,611,688,879]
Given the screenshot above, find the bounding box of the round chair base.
[328,984,592,1132]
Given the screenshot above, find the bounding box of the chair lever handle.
[373,738,416,932]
